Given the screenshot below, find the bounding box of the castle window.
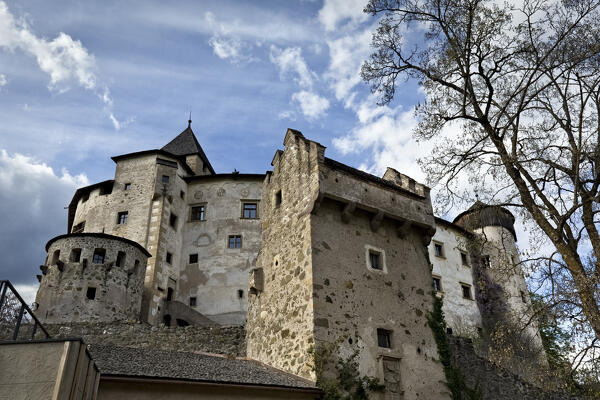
[433,242,444,258]
[124,183,131,190]
[134,259,140,272]
[370,251,382,270]
[480,255,491,268]
[86,287,96,300]
[238,289,244,299]
[520,290,527,303]
[189,253,198,264]
[447,327,453,335]
[189,297,197,307]
[365,245,386,272]
[180,190,185,199]
[162,175,169,183]
[116,251,126,268]
[242,202,258,219]
[51,249,60,265]
[460,251,469,266]
[191,205,205,221]
[166,252,172,264]
[461,284,472,300]
[167,287,174,301]
[377,328,392,348]
[72,221,85,233]
[433,276,442,292]
[117,211,128,224]
[228,235,242,249]
[275,190,282,208]
[169,213,178,229]
[70,248,82,262]
[92,248,105,264]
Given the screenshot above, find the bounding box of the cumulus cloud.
[292,90,330,121]
[318,0,369,32]
[0,72,6,89]
[0,2,124,129]
[269,45,330,121]
[0,150,88,288]
[205,12,257,64]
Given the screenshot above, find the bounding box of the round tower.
[35,233,150,324]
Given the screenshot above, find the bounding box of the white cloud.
[318,0,369,32]
[278,110,297,121]
[14,283,39,307]
[0,73,6,89]
[0,1,123,129]
[269,46,315,89]
[292,90,330,120]
[205,12,258,64]
[0,150,88,286]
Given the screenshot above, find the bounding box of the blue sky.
[0,0,433,297]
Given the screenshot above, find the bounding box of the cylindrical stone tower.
[35,233,150,323]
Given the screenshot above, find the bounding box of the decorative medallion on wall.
[240,188,250,198]
[217,187,226,197]
[194,191,204,200]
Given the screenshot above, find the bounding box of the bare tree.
[361,0,600,346]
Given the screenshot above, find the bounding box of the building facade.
[34,124,541,398]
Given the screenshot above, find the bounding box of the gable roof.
[161,122,215,174]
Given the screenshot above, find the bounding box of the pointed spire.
[188,111,192,128]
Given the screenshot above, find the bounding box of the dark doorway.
[167,287,174,301]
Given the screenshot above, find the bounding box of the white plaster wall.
[429,224,482,335]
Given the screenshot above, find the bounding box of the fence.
[0,280,49,341]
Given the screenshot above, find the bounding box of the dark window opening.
[169,213,178,229]
[275,190,282,208]
[377,328,392,348]
[433,277,442,292]
[481,255,491,268]
[86,287,96,300]
[191,205,205,221]
[408,179,416,191]
[167,287,174,301]
[180,190,185,199]
[176,319,189,327]
[70,248,82,262]
[124,183,131,190]
[163,314,171,327]
[189,253,198,264]
[369,250,382,270]
[51,249,61,265]
[166,252,172,264]
[447,327,453,335]
[520,290,527,303]
[117,211,128,224]
[134,259,140,272]
[92,248,105,264]
[72,221,85,233]
[189,297,197,307]
[116,251,126,268]
[228,235,242,249]
[238,289,244,299]
[243,202,258,219]
[434,243,444,257]
[461,252,469,266]
[461,284,472,300]
[162,175,169,183]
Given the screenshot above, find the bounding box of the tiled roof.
[88,344,319,391]
[161,124,215,174]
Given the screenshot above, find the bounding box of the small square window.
[169,213,178,229]
[166,252,173,264]
[189,253,198,264]
[461,284,472,300]
[369,250,382,270]
[228,235,242,249]
[480,255,491,268]
[434,242,444,258]
[238,289,244,299]
[117,211,128,225]
[460,252,469,266]
[242,202,258,219]
[189,297,197,307]
[433,277,442,292]
[162,175,169,183]
[124,183,131,190]
[274,190,282,208]
[191,205,205,221]
[70,248,82,262]
[180,190,185,199]
[92,248,105,264]
[377,328,392,348]
[86,287,96,300]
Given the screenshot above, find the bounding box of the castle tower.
[246,129,450,399]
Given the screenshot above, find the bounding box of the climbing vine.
[428,295,482,400]
[310,339,384,400]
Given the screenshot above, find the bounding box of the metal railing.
[0,280,50,341]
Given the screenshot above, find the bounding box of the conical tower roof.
[162,120,215,174]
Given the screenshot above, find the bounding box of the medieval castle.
[28,122,546,399]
